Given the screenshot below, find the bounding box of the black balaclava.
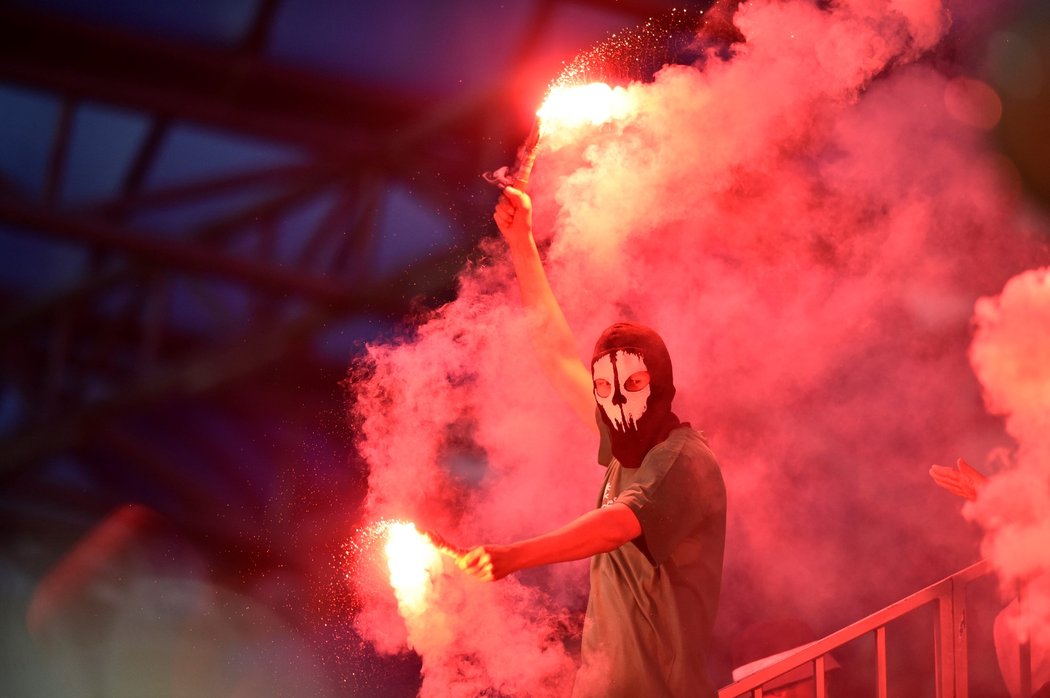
[591,322,682,469]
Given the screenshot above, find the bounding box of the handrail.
[718,559,994,698]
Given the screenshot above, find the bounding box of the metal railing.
[717,559,1033,698]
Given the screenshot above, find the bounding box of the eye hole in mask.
[594,371,649,398]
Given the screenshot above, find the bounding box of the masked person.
[459,187,727,698]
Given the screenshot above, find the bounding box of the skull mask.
[592,350,651,432]
[591,322,682,469]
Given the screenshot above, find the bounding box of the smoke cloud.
[966,267,1050,693]
[347,0,1048,693]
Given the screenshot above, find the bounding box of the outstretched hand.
[493,186,533,248]
[929,457,988,501]
[458,544,518,582]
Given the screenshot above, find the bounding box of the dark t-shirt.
[572,425,727,698]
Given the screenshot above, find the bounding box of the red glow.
[348,1,1050,694]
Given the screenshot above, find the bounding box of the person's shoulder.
[664,425,715,455]
[652,427,726,505]
[652,426,720,469]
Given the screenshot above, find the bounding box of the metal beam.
[0,197,363,306]
[0,5,421,158]
[85,163,330,218]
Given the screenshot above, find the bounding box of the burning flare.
[537,82,634,136]
[482,81,636,189]
[384,521,443,616]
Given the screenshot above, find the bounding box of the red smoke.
[347,0,1049,693]
[965,267,1050,694]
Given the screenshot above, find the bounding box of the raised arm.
[458,503,641,581]
[493,187,596,429]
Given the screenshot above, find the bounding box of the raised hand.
[929,457,988,501]
[492,186,533,249]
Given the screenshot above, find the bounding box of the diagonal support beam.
[0,197,363,306]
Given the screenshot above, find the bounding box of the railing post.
[1019,580,1032,698]
[1020,638,1032,698]
[876,625,888,698]
[953,573,969,698]
[935,593,954,698]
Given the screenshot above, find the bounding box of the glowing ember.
[537,82,634,136]
[384,521,443,615]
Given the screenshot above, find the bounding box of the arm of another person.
[493,187,596,429]
[458,503,640,581]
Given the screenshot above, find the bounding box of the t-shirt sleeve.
[615,439,725,566]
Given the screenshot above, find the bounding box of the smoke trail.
[966,267,1050,693]
[348,0,1048,693]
